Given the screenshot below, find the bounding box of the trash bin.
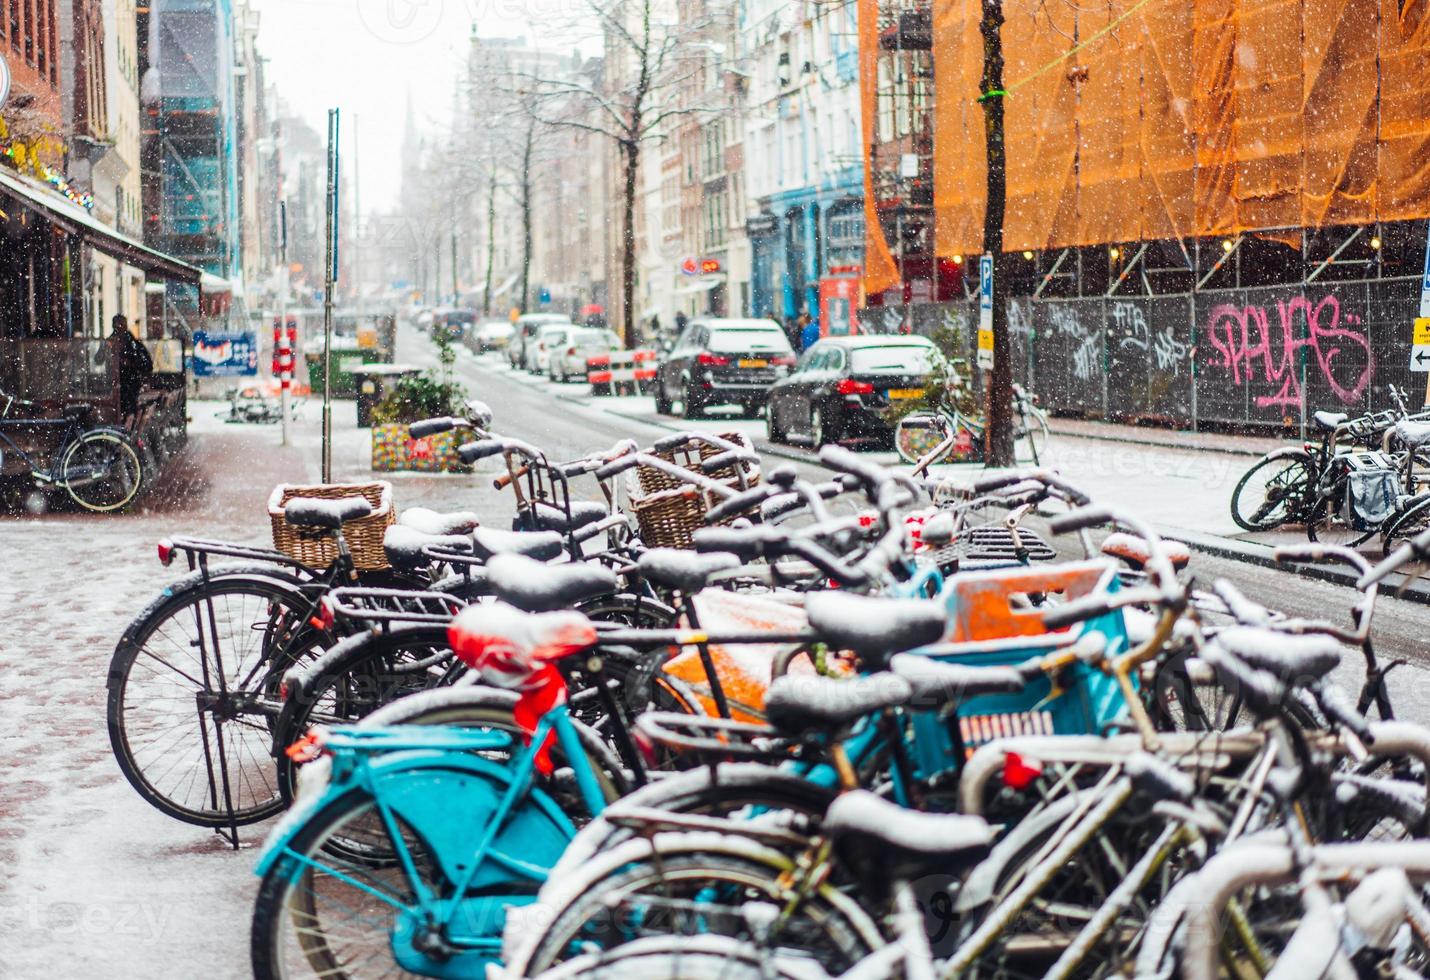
[351,364,423,427]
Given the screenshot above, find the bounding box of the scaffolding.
[139,0,238,316]
[868,0,936,298]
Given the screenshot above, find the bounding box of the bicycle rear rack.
[325,586,467,628]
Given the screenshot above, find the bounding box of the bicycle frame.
[256,704,610,976]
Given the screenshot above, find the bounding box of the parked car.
[432,308,476,345]
[465,319,514,354]
[653,317,795,419]
[550,328,621,382]
[530,323,574,375]
[509,314,574,370]
[766,334,938,447]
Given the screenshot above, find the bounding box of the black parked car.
[766,334,938,447]
[653,318,796,419]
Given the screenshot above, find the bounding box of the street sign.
[1415,317,1430,346]
[1412,346,1430,372]
[1421,222,1430,318]
[0,55,11,109]
[191,331,258,377]
[977,254,994,370]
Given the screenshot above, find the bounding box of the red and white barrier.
[587,349,657,395]
[271,318,297,391]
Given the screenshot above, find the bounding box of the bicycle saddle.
[397,506,479,536]
[1205,626,1342,683]
[486,553,616,612]
[1395,420,1430,448]
[1314,410,1349,431]
[637,548,740,593]
[471,527,564,562]
[284,497,372,531]
[530,500,609,533]
[763,673,913,735]
[805,593,947,664]
[888,653,1026,708]
[824,790,994,882]
[383,525,474,573]
[1100,532,1191,572]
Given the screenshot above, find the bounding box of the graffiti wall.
[863,276,1416,430]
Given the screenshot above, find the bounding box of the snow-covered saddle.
[805,592,947,663]
[284,496,372,531]
[486,553,616,612]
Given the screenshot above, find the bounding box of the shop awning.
[0,168,203,285]
[673,275,725,296]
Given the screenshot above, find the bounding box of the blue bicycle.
[0,387,144,511]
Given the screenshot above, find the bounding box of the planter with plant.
[371,333,472,472]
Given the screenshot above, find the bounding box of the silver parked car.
[509,313,574,370]
[549,328,621,382]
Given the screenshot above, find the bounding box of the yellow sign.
[1415,318,1430,345]
[977,328,994,351]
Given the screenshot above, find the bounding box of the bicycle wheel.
[250,786,471,980]
[274,625,465,803]
[519,850,878,975]
[1014,410,1050,465]
[61,429,143,511]
[1381,494,1430,558]
[535,936,787,980]
[1306,495,1376,548]
[107,575,328,826]
[1229,452,1315,531]
[894,411,951,465]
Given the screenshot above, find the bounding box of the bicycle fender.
[1263,446,1313,463]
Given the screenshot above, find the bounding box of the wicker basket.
[636,432,758,495]
[626,433,761,549]
[268,482,395,570]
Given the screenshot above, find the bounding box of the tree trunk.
[979,0,1014,466]
[519,120,534,314]
[482,166,497,316]
[620,138,639,348]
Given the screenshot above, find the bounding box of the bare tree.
[980,0,1014,465]
[517,0,725,346]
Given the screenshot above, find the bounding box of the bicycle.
[0,386,144,511]
[894,383,1049,468]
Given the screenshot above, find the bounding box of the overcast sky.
[246,0,547,214]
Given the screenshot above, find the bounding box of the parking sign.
[977,254,994,370]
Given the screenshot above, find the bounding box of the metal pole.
[322,108,340,483]
[353,114,361,320]
[278,200,290,447]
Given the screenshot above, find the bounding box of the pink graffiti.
[1204,295,1374,411]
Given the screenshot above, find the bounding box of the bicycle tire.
[1306,495,1376,548]
[273,625,464,803]
[1229,452,1316,531]
[519,849,877,975]
[62,429,143,511]
[1381,494,1430,558]
[1014,410,1050,465]
[535,936,788,980]
[107,574,328,826]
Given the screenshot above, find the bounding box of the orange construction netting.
[918,0,1430,260]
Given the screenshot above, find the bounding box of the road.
[2,318,1429,977]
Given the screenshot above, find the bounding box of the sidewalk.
[1047,417,1291,458]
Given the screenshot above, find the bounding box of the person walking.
[799,312,819,352]
[107,314,153,424]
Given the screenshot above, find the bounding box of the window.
[849,344,935,374]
